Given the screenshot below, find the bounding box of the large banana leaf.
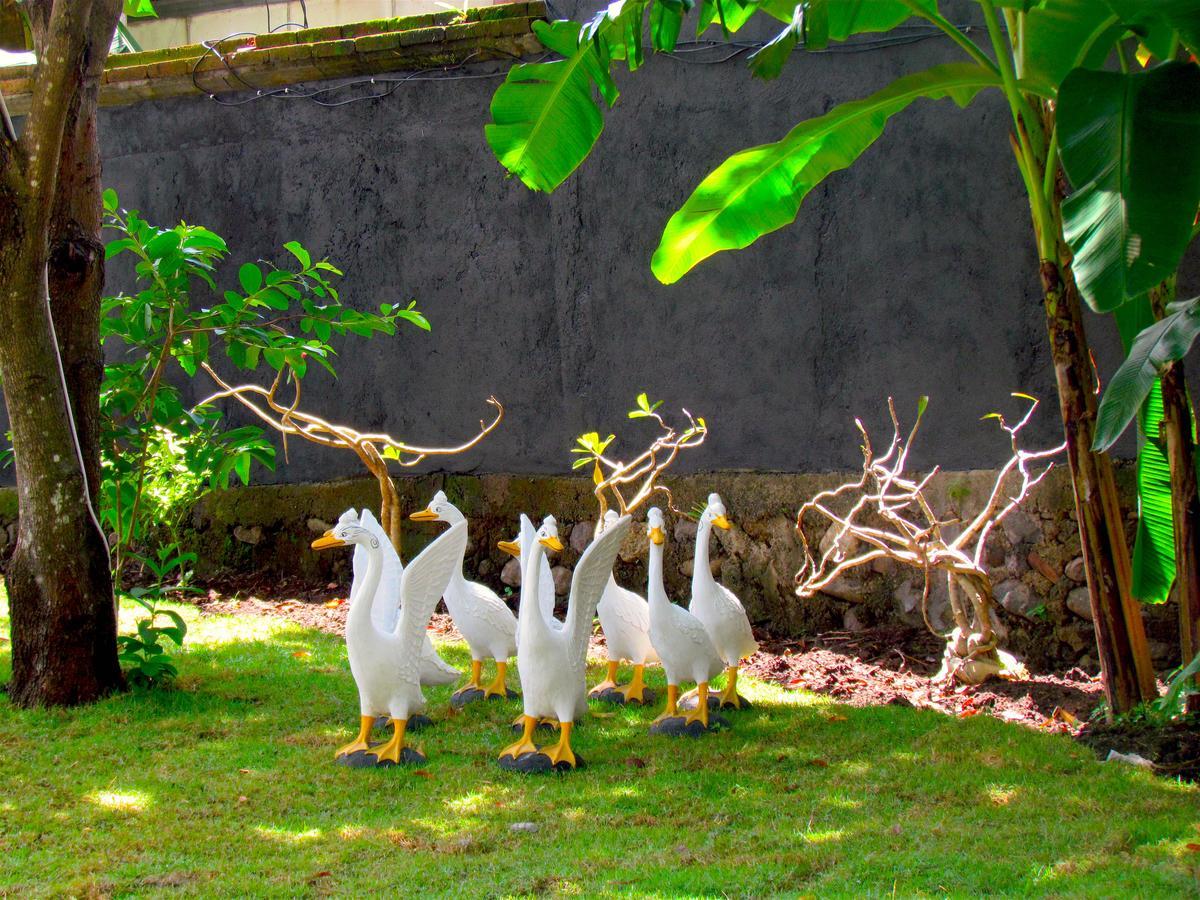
[752,0,937,77]
[1112,298,1175,604]
[485,20,618,194]
[1058,62,1200,313]
[1132,380,1175,604]
[755,0,934,32]
[650,63,999,284]
[1023,0,1126,88]
[1105,0,1200,56]
[1096,296,1200,451]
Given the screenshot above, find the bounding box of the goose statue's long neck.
[647,537,668,612]
[443,506,469,586]
[519,542,553,640]
[348,537,384,640]
[693,519,715,591]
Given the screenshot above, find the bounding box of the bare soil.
[194,575,1102,736]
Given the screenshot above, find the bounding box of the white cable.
[37,260,111,557]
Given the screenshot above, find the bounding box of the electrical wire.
[189,20,975,108]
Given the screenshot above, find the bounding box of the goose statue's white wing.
[563,515,631,671]
[395,520,469,661]
[355,508,458,683]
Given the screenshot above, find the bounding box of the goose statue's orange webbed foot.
[482,660,513,699]
[588,660,621,697]
[614,664,650,704]
[335,715,374,758]
[500,715,540,760]
[541,722,578,769]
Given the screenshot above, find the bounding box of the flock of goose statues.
[309,491,758,770]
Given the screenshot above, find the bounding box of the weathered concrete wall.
[83,2,1170,483]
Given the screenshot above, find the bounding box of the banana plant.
[1056,53,1200,669]
[482,0,1200,712]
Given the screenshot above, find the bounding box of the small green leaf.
[238,262,263,294]
[102,188,118,212]
[283,241,311,269]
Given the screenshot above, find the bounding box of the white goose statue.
[410,490,518,701]
[313,509,468,765]
[689,493,758,709]
[500,513,630,769]
[352,507,459,687]
[589,509,658,703]
[646,507,724,730]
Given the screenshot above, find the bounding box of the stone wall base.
[0,466,1181,672]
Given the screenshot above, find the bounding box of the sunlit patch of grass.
[254,825,324,844]
[86,790,151,813]
[2,594,1199,895]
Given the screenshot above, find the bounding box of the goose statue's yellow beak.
[311,530,345,550]
[539,535,564,552]
[409,507,439,521]
[497,539,520,558]
[649,526,665,545]
[712,514,732,530]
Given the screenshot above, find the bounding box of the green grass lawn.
[2,599,1198,898]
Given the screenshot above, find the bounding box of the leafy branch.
[573,393,707,530]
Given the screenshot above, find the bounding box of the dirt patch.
[1077,717,1200,782]
[194,576,1106,735]
[745,626,1103,731]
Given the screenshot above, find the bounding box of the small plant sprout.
[572,394,707,535]
[794,394,1065,686]
[117,543,198,687]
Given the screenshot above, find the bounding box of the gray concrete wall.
[86,6,1191,484]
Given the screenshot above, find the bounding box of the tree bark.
[1147,280,1200,669]
[1,0,124,706]
[43,0,114,504]
[1041,260,1157,713]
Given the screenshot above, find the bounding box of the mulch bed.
[192,575,1198,779]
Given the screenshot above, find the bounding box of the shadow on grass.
[1,604,1197,896]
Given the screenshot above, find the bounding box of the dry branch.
[198,361,502,551]
[794,395,1064,685]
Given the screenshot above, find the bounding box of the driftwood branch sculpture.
[198,361,503,552]
[794,394,1064,685]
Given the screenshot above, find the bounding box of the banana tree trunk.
[1148,281,1200,668]
[1041,260,1157,713]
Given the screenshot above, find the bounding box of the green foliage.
[571,430,616,468]
[1099,296,1178,604]
[116,544,195,687]
[1059,62,1200,313]
[1117,650,1200,726]
[1095,296,1200,452]
[653,64,998,283]
[123,0,157,18]
[100,190,424,584]
[628,391,663,418]
[485,19,618,193]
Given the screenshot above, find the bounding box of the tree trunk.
[1148,280,1200,669]
[1040,260,1157,713]
[1,0,124,707]
[44,0,114,504]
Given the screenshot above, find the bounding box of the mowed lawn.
[1,597,1198,897]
